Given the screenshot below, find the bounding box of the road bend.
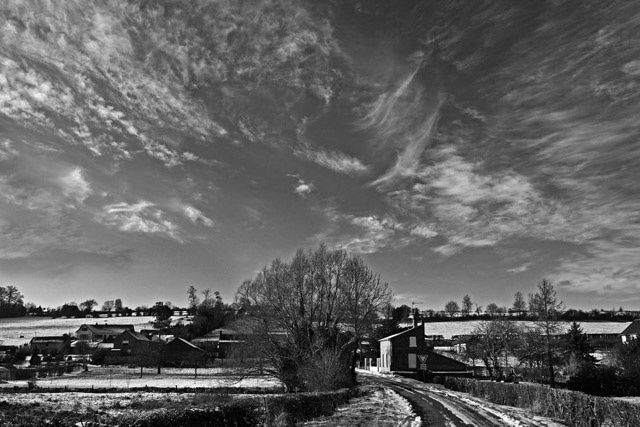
[359,371,564,427]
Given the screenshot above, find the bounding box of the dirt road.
[361,372,565,426]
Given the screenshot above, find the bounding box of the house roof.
[30,336,69,343]
[424,351,469,372]
[77,324,134,335]
[167,337,205,352]
[121,330,150,342]
[379,325,422,342]
[621,320,640,336]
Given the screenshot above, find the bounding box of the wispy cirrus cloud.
[97,201,181,241]
[295,147,369,175]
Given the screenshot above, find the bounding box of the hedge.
[0,387,362,427]
[433,376,640,426]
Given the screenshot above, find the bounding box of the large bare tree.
[235,244,391,391]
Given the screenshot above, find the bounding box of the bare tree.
[234,244,391,392]
[467,320,522,380]
[512,291,526,314]
[444,301,459,317]
[187,285,199,310]
[485,303,499,316]
[102,300,115,311]
[529,279,563,387]
[462,295,473,316]
[79,299,97,313]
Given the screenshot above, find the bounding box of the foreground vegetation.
[434,376,640,427]
[0,387,363,426]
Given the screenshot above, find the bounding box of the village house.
[75,324,134,342]
[29,335,71,354]
[620,319,640,344]
[112,330,157,357]
[164,338,207,366]
[191,327,247,357]
[378,318,470,376]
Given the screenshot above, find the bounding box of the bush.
[567,365,638,396]
[433,376,640,427]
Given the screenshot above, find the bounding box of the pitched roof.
[77,324,134,335]
[379,325,422,341]
[30,336,69,342]
[621,320,640,336]
[167,337,205,352]
[121,330,150,342]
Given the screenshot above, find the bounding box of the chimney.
[412,308,419,328]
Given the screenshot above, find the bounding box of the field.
[0,316,187,346]
[1,317,630,346]
[419,320,630,339]
[0,366,282,390]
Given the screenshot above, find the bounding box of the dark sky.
[1,1,639,310]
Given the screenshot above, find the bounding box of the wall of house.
[389,325,426,372]
[379,340,391,372]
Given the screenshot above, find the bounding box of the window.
[408,353,417,369]
[122,340,129,345]
[409,336,417,347]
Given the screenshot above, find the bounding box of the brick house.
[164,338,207,366]
[112,330,158,357]
[75,324,134,342]
[379,320,469,376]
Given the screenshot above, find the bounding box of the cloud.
[410,224,438,239]
[507,262,532,274]
[98,201,181,241]
[58,168,92,204]
[182,205,214,228]
[289,175,314,197]
[296,148,368,174]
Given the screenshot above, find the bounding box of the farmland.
[0,316,187,346]
[418,320,630,339]
[0,366,282,390]
[1,317,630,348]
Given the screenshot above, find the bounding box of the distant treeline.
[418,309,640,323]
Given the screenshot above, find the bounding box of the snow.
[0,366,281,390]
[388,375,564,427]
[417,320,629,339]
[0,316,189,346]
[301,385,421,427]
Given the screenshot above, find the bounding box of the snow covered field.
[301,385,421,427]
[0,316,187,346]
[0,366,282,390]
[420,320,630,339]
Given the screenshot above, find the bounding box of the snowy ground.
[360,371,565,426]
[0,366,282,390]
[300,385,421,427]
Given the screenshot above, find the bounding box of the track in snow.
[361,372,565,427]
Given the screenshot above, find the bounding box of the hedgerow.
[433,376,640,426]
[0,387,361,427]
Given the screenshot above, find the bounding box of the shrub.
[434,376,640,427]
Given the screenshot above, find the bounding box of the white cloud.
[297,148,368,174]
[289,175,314,197]
[98,201,181,241]
[59,167,92,204]
[410,224,438,239]
[182,205,214,228]
[507,263,532,274]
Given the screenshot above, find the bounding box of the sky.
[1,1,639,310]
